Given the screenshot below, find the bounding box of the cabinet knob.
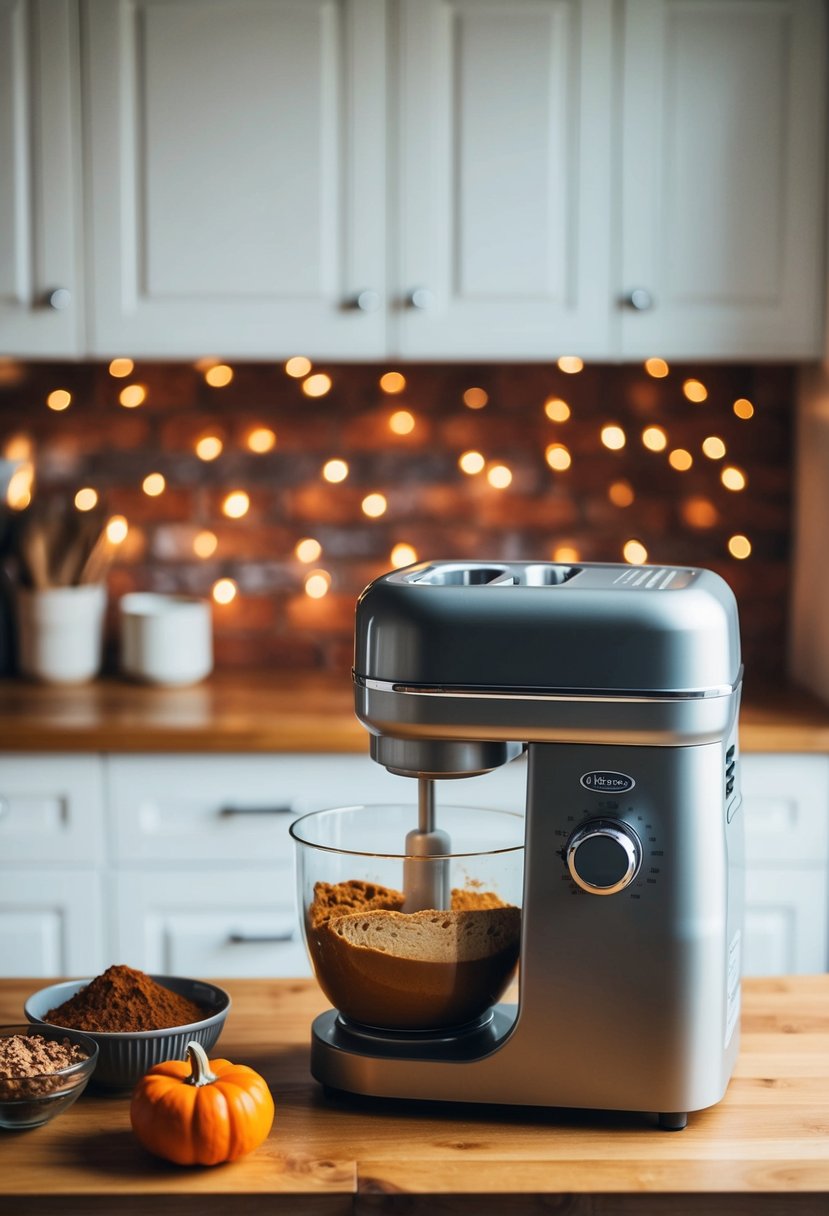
[406,287,435,311]
[344,289,381,313]
[621,287,654,311]
[46,287,72,311]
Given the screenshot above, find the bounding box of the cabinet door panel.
[620,0,825,358]
[394,0,613,357]
[84,0,386,357]
[743,866,827,975]
[0,756,105,864]
[0,870,104,977]
[741,755,829,865]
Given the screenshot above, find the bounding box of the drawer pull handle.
[219,805,294,817]
[227,932,295,945]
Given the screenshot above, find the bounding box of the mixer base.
[658,1112,688,1131]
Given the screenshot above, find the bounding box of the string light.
[391,542,418,568]
[119,384,146,408]
[728,534,752,559]
[683,378,708,403]
[205,364,233,387]
[545,443,572,471]
[552,544,580,562]
[322,458,349,483]
[668,448,693,471]
[74,487,98,512]
[702,436,726,460]
[285,356,312,378]
[623,539,648,564]
[3,434,32,461]
[463,387,488,409]
[389,410,415,435]
[46,389,71,411]
[193,530,218,558]
[295,537,322,563]
[142,472,165,496]
[195,435,223,461]
[721,466,747,491]
[644,358,669,378]
[600,425,626,450]
[108,358,134,378]
[544,397,570,422]
[486,464,512,489]
[557,356,583,374]
[246,427,276,453]
[222,491,250,519]
[733,397,755,419]
[212,578,237,604]
[682,497,719,529]
[608,480,635,507]
[380,372,406,394]
[458,450,485,474]
[6,463,34,509]
[642,426,667,451]
[106,515,129,544]
[305,569,331,598]
[302,373,332,397]
[362,493,387,517]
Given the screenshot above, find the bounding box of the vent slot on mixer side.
[725,740,739,821]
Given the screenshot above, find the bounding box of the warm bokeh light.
[391,542,418,568]
[486,464,512,489]
[205,364,234,388]
[545,443,572,471]
[668,448,693,471]
[106,515,129,544]
[721,465,747,491]
[3,433,32,461]
[322,458,349,483]
[6,462,34,510]
[641,426,668,452]
[682,497,719,529]
[389,409,415,435]
[302,372,332,398]
[46,388,71,411]
[195,435,223,461]
[222,490,250,519]
[212,578,237,604]
[608,479,635,507]
[544,397,571,422]
[362,492,388,517]
[295,537,322,563]
[463,387,488,409]
[623,539,648,565]
[74,487,98,512]
[552,544,580,563]
[285,356,312,379]
[683,378,708,403]
[733,397,755,420]
[246,426,277,453]
[702,436,726,460]
[305,569,331,599]
[644,357,670,379]
[193,529,218,558]
[458,450,485,475]
[380,372,406,394]
[557,356,584,374]
[108,358,134,378]
[728,534,752,559]
[142,472,165,496]
[600,425,626,451]
[119,383,146,408]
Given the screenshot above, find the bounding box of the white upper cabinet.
[0,0,82,356]
[392,0,614,358]
[84,0,387,357]
[619,0,826,359]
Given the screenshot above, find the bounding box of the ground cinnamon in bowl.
[44,965,207,1033]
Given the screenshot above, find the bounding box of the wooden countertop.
[1,976,828,1214]
[0,671,827,753]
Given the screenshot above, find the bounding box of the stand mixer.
[299,560,744,1130]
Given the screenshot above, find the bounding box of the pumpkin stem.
[186,1041,218,1087]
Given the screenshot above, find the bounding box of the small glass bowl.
[291,804,524,1032]
[0,1024,98,1130]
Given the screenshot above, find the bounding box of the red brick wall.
[0,359,792,689]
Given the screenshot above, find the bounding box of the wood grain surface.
[1,976,828,1215]
[0,672,826,753]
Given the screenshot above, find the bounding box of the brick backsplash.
[0,359,792,688]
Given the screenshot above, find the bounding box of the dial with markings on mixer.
[566,818,643,895]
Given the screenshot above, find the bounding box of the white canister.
[16,584,107,684]
[119,593,213,686]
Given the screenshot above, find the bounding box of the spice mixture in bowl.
[25,966,230,1091]
[0,1025,98,1129]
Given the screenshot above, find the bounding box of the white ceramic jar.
[119,592,213,686]
[16,584,107,683]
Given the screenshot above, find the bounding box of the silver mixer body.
[310,561,744,1128]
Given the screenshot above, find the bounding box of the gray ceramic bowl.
[24,976,230,1091]
[0,1024,98,1129]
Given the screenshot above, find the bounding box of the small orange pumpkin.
[130,1040,274,1165]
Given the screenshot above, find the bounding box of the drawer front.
[0,756,105,864]
[744,865,828,975]
[113,868,310,978]
[741,754,829,864]
[0,868,105,977]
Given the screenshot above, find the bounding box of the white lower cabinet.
[0,869,104,976]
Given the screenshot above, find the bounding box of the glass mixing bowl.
[290,804,524,1032]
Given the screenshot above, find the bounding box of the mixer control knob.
[566,819,642,895]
